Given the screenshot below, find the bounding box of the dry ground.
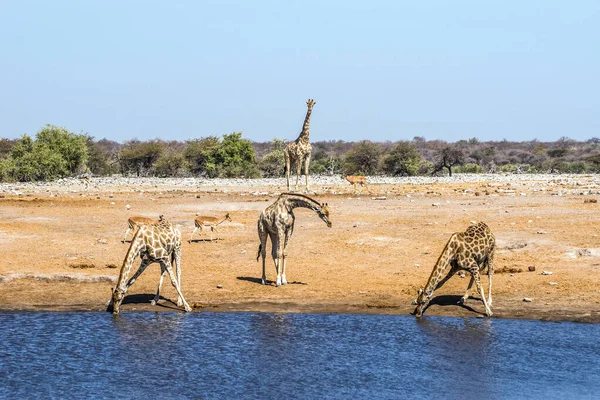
[1,178,600,322]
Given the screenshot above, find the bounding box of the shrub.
[382,141,423,176]
[454,163,483,174]
[214,132,260,178]
[184,136,220,176]
[343,141,382,175]
[118,140,164,176]
[259,139,285,177]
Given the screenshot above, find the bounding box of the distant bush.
[382,141,423,176]
[259,139,285,177]
[118,140,164,176]
[183,136,220,177]
[343,141,382,175]
[1,126,89,182]
[214,132,260,178]
[154,151,186,177]
[454,163,483,174]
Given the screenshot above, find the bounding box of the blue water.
[0,312,598,400]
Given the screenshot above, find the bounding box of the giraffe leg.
[110,258,150,314]
[281,229,292,285]
[487,250,495,307]
[271,236,282,287]
[469,261,493,317]
[304,154,311,191]
[258,220,268,285]
[174,246,183,307]
[125,258,152,290]
[295,161,301,192]
[459,276,475,304]
[161,261,192,312]
[284,152,291,191]
[152,264,167,305]
[188,226,199,243]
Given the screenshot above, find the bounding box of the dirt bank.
[1,176,600,322]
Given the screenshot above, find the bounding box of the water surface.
[1,312,598,399]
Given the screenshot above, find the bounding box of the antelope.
[122,215,163,243]
[189,212,232,243]
[345,175,369,193]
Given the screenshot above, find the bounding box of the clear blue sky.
[1,1,599,143]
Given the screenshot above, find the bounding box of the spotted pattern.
[284,99,315,191]
[414,222,495,317]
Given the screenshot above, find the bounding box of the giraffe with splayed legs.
[107,217,192,314]
[284,99,315,192]
[414,222,495,317]
[256,193,332,286]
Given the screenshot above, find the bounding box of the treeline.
[2,125,600,182]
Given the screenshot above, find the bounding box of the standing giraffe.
[284,99,315,192]
[256,193,332,286]
[414,222,495,317]
[107,217,192,314]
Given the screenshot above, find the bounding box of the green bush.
[259,139,285,177]
[184,136,220,176]
[214,132,260,178]
[343,141,382,175]
[454,163,483,174]
[118,140,164,176]
[35,125,88,175]
[382,141,423,176]
[154,151,186,177]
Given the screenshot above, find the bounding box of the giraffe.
[188,212,232,243]
[107,217,192,314]
[284,99,315,192]
[414,222,495,317]
[256,193,332,286]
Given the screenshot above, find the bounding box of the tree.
[35,125,88,175]
[382,141,423,176]
[154,151,186,177]
[86,137,120,176]
[118,140,164,176]
[7,134,68,181]
[259,138,286,177]
[214,132,260,178]
[433,146,465,176]
[343,140,382,175]
[183,136,220,177]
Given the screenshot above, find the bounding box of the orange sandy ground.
[1,179,599,322]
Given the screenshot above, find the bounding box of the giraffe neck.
[282,193,321,212]
[297,107,313,142]
[422,235,458,296]
[116,231,146,291]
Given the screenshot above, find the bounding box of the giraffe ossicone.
[414,222,495,317]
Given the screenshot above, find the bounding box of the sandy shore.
[1,174,600,322]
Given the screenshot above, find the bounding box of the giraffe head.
[110,288,125,315]
[306,99,316,109]
[158,214,164,221]
[225,212,232,222]
[414,288,429,317]
[317,203,332,228]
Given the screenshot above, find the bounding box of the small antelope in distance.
[345,175,369,193]
[122,215,163,243]
[189,212,232,243]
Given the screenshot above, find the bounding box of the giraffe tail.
[256,243,262,262]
